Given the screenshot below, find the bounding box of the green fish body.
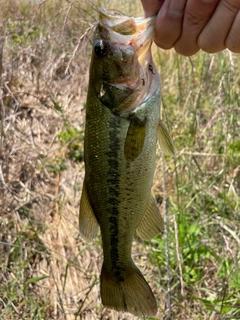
[79,8,175,316]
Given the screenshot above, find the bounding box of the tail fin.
[100,262,157,316]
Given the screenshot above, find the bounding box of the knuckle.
[185,10,206,27]
[198,35,218,53]
[174,42,199,56]
[154,39,173,50]
[222,0,240,12]
[226,38,240,53]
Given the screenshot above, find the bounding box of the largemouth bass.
[79,8,175,316]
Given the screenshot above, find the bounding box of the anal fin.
[79,180,99,242]
[136,196,163,240]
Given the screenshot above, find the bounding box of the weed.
[58,123,84,163]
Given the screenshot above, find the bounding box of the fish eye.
[94,40,108,57]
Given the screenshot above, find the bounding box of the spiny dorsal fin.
[136,196,163,240]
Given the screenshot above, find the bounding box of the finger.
[174,0,220,56]
[140,0,164,18]
[226,10,240,52]
[154,0,187,49]
[198,0,240,53]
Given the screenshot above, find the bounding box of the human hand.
[141,0,240,56]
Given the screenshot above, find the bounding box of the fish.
[79,8,175,317]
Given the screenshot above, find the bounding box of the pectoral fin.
[136,196,164,240]
[124,116,146,162]
[158,120,176,156]
[79,181,99,242]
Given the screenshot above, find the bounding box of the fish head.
[90,8,159,114]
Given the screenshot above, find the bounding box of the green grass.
[150,48,240,319]
[0,0,239,319]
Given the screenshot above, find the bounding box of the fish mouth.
[98,8,159,108]
[98,8,155,57]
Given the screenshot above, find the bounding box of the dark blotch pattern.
[106,116,124,282]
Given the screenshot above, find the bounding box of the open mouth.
[97,8,159,110]
[98,8,155,47]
